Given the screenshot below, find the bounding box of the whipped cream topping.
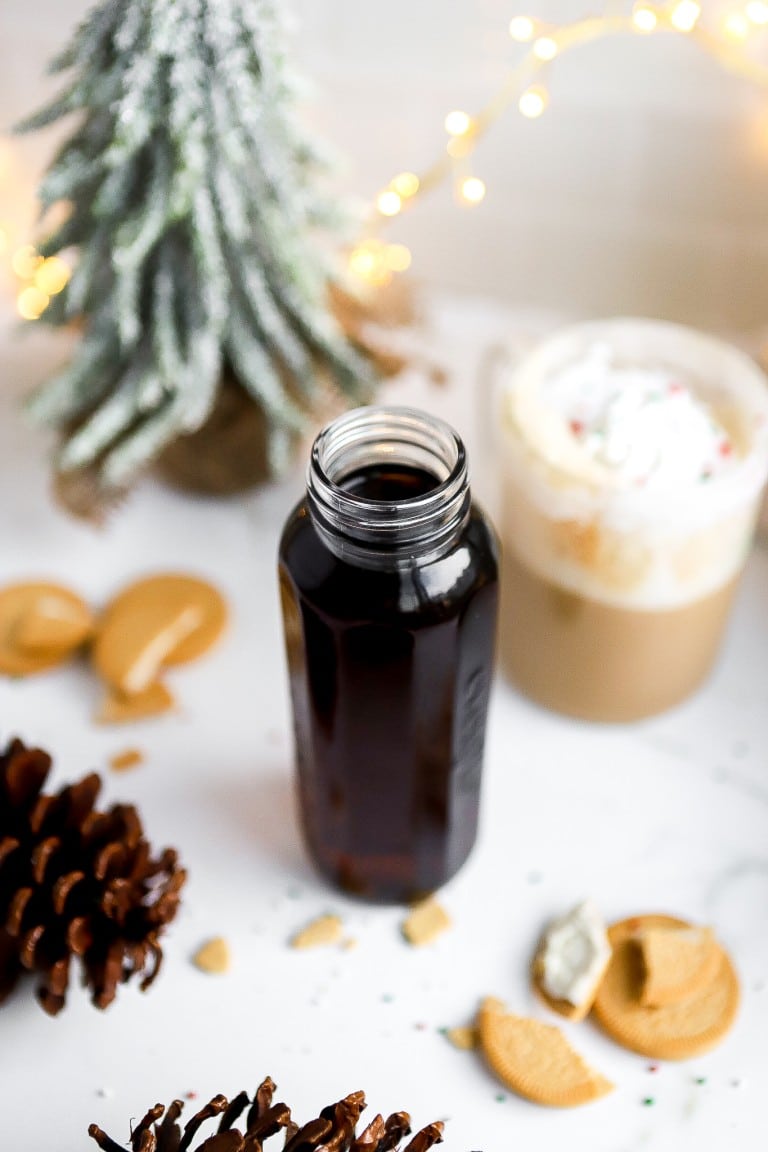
[519,342,739,491]
[540,900,612,1007]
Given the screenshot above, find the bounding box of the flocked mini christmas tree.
[19,0,379,510]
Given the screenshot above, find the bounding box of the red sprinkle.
[569,419,585,437]
[647,1063,659,1073]
[719,440,733,457]
[185,1091,198,1100]
[668,381,684,394]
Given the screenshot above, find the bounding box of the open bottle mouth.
[307,406,471,567]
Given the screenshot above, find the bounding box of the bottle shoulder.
[279,499,498,622]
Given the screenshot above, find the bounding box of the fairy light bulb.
[17,286,49,320]
[724,12,750,37]
[12,245,42,280]
[519,86,549,118]
[670,1,701,31]
[349,247,376,277]
[509,15,536,42]
[447,136,472,158]
[445,110,472,137]
[460,176,486,204]
[632,6,658,32]
[533,36,558,61]
[377,190,403,217]
[385,244,412,272]
[391,172,420,198]
[34,257,70,296]
[747,1,768,23]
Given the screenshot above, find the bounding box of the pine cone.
[0,737,185,1015]
[89,1077,444,1152]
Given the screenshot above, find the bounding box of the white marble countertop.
[0,300,766,1151]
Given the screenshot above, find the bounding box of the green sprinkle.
[642,1097,655,1107]
[495,1094,506,1103]
[381,993,394,1003]
[695,1076,707,1086]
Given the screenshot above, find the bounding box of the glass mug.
[482,318,768,722]
[279,406,499,902]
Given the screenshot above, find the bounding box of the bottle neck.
[306,406,471,569]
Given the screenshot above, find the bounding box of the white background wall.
[1,0,768,333]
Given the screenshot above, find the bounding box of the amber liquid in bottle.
[279,449,498,903]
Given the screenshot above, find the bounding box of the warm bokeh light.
[460,176,486,204]
[533,36,559,61]
[670,0,702,32]
[34,256,70,296]
[17,285,49,320]
[747,1,768,24]
[509,16,536,42]
[444,110,472,137]
[385,244,412,271]
[724,12,750,38]
[12,245,42,280]
[391,172,420,198]
[376,190,403,217]
[632,6,658,33]
[519,86,549,118]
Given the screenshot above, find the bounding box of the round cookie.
[93,574,227,695]
[592,915,740,1060]
[478,996,614,1108]
[0,582,93,675]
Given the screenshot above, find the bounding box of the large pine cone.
[0,737,185,1015]
[89,1076,444,1152]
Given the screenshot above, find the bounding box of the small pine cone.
[89,1077,444,1152]
[0,736,185,1015]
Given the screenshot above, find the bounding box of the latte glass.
[493,318,768,721]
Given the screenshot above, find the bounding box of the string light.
[509,16,536,42]
[724,12,750,38]
[670,1,702,32]
[632,6,658,32]
[460,176,486,204]
[376,190,403,217]
[519,85,549,118]
[444,110,472,137]
[17,285,49,321]
[351,2,768,284]
[533,36,559,61]
[12,245,42,280]
[746,1,768,24]
[391,172,420,198]
[34,256,70,296]
[385,244,412,271]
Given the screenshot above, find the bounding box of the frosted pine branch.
[18,0,379,506]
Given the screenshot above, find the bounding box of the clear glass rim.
[307,405,470,564]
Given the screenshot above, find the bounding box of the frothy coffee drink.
[498,320,768,721]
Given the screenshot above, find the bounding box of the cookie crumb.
[192,936,231,974]
[340,937,357,951]
[446,1026,478,1051]
[108,747,144,772]
[290,914,343,950]
[402,898,451,946]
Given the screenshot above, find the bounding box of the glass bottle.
[278,406,499,902]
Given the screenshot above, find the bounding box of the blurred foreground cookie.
[89,1075,444,1151]
[0,582,92,675]
[532,900,611,1022]
[592,914,739,1059]
[93,574,227,693]
[478,996,613,1108]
